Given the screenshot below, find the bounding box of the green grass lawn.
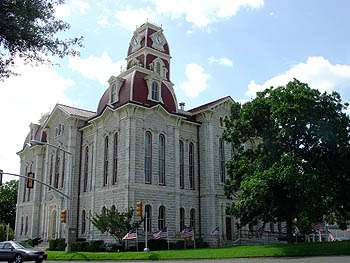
[47,241,350,261]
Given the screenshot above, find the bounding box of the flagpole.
[144,212,149,252]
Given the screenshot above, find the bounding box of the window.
[20,217,24,235]
[103,136,109,186]
[90,146,94,191]
[111,205,116,212]
[155,61,161,75]
[151,81,159,101]
[158,206,166,230]
[278,222,282,233]
[23,166,27,202]
[83,146,89,192]
[27,163,32,201]
[180,208,185,231]
[25,216,28,235]
[220,117,224,127]
[112,133,118,185]
[179,140,184,189]
[145,131,152,184]
[111,84,116,103]
[270,222,274,233]
[159,134,165,185]
[189,143,195,189]
[219,138,225,183]
[61,153,65,188]
[81,210,86,234]
[225,217,232,240]
[102,206,107,215]
[49,155,54,186]
[144,205,152,233]
[54,150,60,188]
[190,209,195,230]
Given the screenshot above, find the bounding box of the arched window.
[190,209,195,230]
[27,163,32,201]
[219,138,225,183]
[144,131,152,184]
[179,140,184,189]
[54,150,60,188]
[61,153,65,188]
[49,155,54,186]
[151,81,159,101]
[23,166,27,202]
[112,133,118,185]
[103,136,109,186]
[83,146,89,192]
[189,143,195,189]
[111,205,116,212]
[158,206,166,230]
[159,134,165,185]
[25,216,28,235]
[144,205,152,233]
[81,210,86,234]
[155,61,161,75]
[180,208,185,231]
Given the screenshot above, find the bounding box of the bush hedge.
[48,239,66,251]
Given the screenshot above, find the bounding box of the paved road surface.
[48,256,350,262]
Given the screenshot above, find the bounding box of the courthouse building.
[15,22,237,245]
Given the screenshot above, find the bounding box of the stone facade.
[15,22,238,246]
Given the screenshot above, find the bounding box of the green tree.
[0,180,18,229]
[91,208,140,243]
[0,0,82,80]
[224,79,350,242]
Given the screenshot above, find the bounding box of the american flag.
[181,227,193,239]
[210,226,220,236]
[122,229,137,240]
[152,227,168,240]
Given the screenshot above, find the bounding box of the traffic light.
[136,201,143,217]
[0,169,3,186]
[26,172,34,189]
[60,209,67,223]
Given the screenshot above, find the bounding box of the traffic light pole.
[0,171,71,199]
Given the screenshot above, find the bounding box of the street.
[47,255,350,263]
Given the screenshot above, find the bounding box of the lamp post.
[30,140,73,252]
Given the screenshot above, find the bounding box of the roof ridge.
[57,103,96,113]
[188,96,232,113]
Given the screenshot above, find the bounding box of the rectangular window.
[112,133,118,185]
[226,217,232,240]
[219,138,225,183]
[103,137,109,186]
[180,208,185,231]
[159,135,165,185]
[179,140,184,189]
[61,153,65,188]
[83,146,89,192]
[145,132,152,184]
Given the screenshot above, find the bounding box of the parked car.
[0,241,47,263]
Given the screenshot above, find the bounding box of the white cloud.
[150,0,264,27]
[0,61,73,181]
[55,0,90,18]
[68,52,125,86]
[180,63,211,97]
[114,7,157,30]
[208,56,234,67]
[97,16,110,27]
[246,56,350,97]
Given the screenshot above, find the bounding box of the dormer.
[149,57,168,79]
[108,76,124,104]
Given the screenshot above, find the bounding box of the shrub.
[48,238,66,251]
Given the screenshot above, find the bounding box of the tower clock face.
[130,31,145,52]
[151,32,165,51]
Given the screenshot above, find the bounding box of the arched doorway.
[48,210,57,239]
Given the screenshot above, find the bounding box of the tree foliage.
[0,180,18,229]
[224,79,350,242]
[91,207,140,243]
[0,0,83,80]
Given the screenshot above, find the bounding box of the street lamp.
[30,140,73,252]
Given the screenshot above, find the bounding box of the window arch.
[179,140,184,189]
[189,142,195,189]
[103,136,109,186]
[83,146,89,192]
[158,206,166,230]
[151,81,159,101]
[219,138,225,183]
[159,134,165,185]
[144,131,152,184]
[180,208,185,231]
[190,208,195,230]
[81,210,86,234]
[112,133,118,185]
[144,205,152,233]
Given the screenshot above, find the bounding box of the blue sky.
[1,0,350,179]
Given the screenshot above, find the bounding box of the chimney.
[179,102,185,111]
